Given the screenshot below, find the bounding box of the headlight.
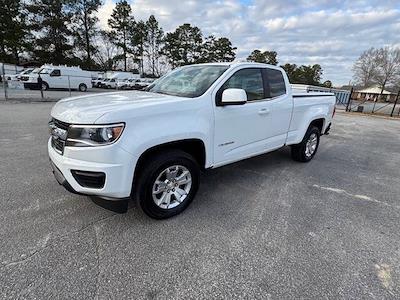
[66,123,125,147]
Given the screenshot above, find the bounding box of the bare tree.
[352,48,379,87]
[374,47,400,97]
[93,31,121,71]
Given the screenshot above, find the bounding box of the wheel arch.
[309,118,325,134]
[133,138,207,187]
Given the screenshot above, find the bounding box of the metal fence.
[292,84,400,117]
[0,63,147,102]
[1,65,107,101]
[345,89,400,117]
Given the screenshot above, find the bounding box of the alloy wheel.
[152,165,192,209]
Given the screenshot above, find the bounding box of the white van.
[23,65,92,91]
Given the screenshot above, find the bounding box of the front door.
[213,68,275,166]
[49,69,63,88]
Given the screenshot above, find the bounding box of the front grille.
[20,76,29,81]
[49,118,70,155]
[51,137,65,153]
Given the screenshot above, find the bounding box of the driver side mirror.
[221,88,247,105]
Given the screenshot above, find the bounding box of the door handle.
[258,108,270,115]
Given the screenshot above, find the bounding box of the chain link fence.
[0,63,117,102]
[345,89,400,117]
[292,83,400,118]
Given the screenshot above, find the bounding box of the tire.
[79,83,87,92]
[41,82,49,91]
[134,150,200,219]
[291,126,320,162]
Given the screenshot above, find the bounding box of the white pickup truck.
[48,62,335,218]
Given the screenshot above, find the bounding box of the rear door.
[262,68,293,147]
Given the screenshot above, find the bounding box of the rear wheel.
[134,150,200,219]
[291,126,320,162]
[78,83,87,92]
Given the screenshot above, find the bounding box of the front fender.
[117,113,212,168]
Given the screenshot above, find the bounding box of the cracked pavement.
[1,102,400,299]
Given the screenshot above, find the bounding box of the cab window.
[218,68,264,102]
[264,68,286,97]
[50,69,61,77]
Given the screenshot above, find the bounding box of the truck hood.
[51,91,181,124]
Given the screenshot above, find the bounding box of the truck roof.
[184,62,283,69]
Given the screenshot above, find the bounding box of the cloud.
[97,0,115,30]
[96,0,400,86]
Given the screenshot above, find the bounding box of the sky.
[97,0,400,86]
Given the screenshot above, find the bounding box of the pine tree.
[202,36,236,63]
[0,0,31,64]
[108,0,134,71]
[163,24,203,67]
[247,50,278,65]
[144,15,164,76]
[71,0,101,69]
[129,20,147,75]
[28,0,75,65]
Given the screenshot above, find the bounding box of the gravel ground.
[0,102,399,299]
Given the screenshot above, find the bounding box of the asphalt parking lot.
[0,86,113,101]
[1,102,399,299]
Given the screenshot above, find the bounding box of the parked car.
[132,78,155,90]
[19,68,43,88]
[116,78,137,89]
[99,78,111,89]
[23,65,92,91]
[101,73,139,89]
[5,68,35,81]
[125,78,141,90]
[48,62,335,219]
[92,77,104,88]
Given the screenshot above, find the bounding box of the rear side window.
[265,68,286,98]
[219,68,264,101]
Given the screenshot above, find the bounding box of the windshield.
[39,68,52,74]
[32,68,41,74]
[146,65,229,98]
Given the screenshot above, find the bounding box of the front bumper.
[48,138,137,199]
[23,82,40,89]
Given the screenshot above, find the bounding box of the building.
[353,86,397,102]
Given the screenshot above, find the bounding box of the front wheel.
[134,150,200,219]
[291,126,320,162]
[78,83,87,92]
